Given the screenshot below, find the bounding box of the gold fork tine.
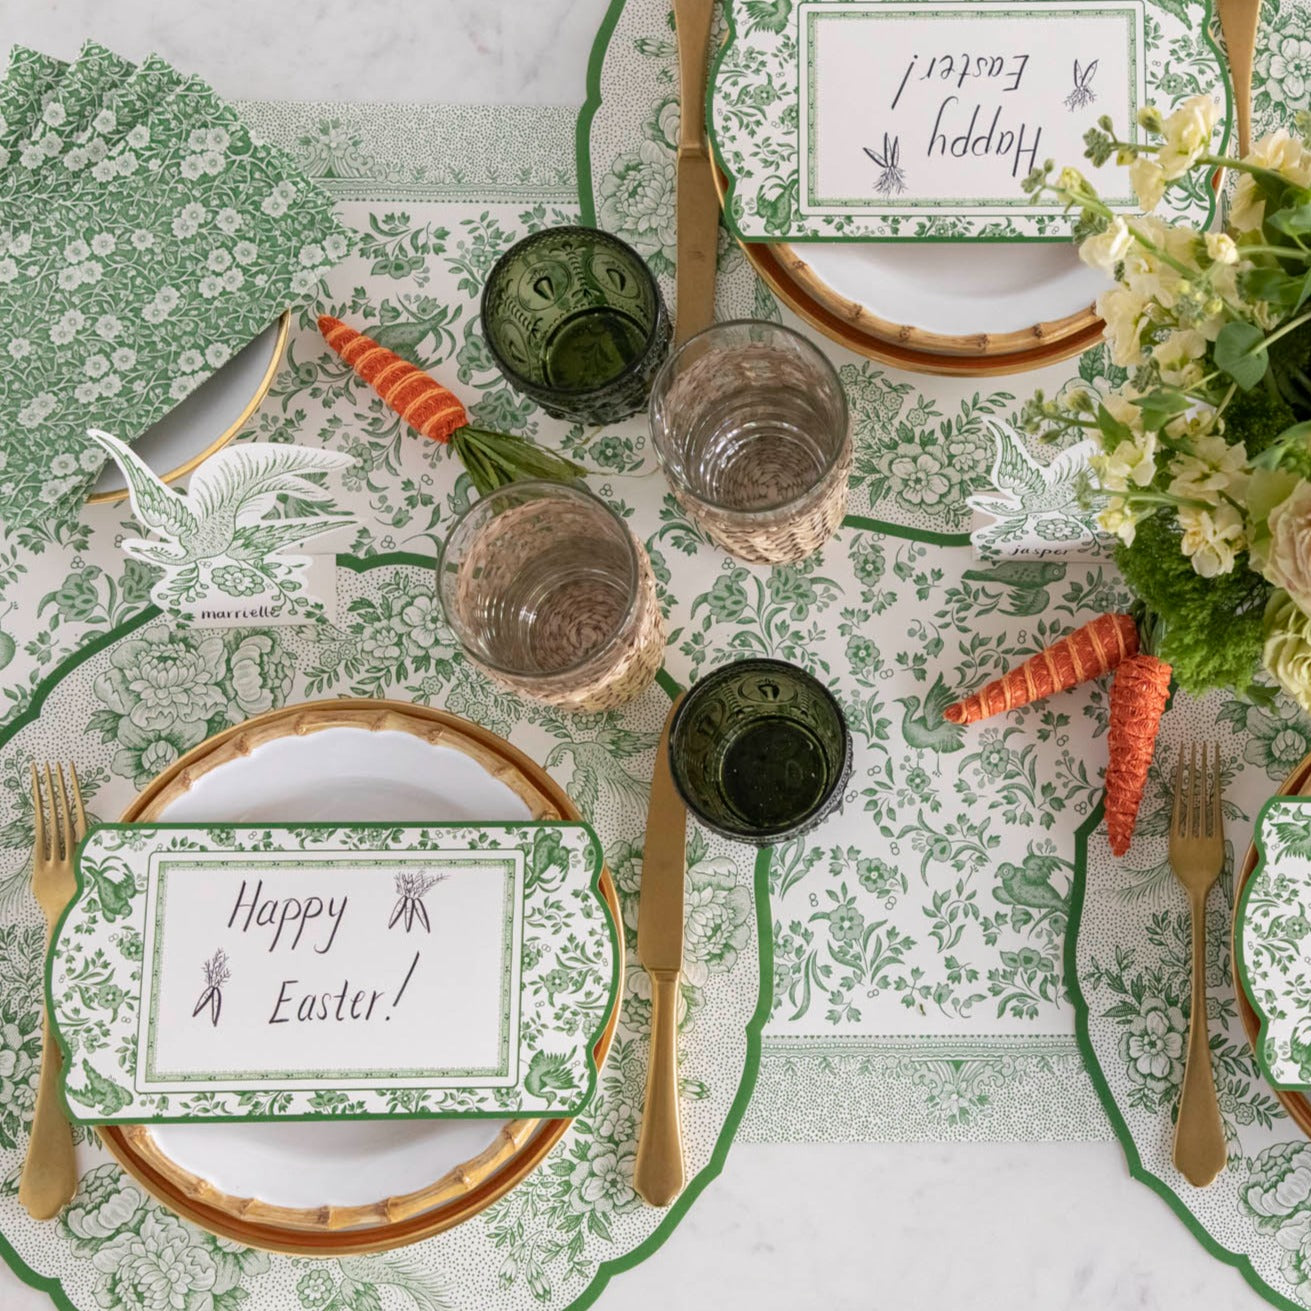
[1172,750,1185,837]
[68,764,87,838]
[30,764,46,865]
[55,766,75,863]
[44,764,62,862]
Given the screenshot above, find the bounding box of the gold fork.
[19,764,85,1220]
[1169,743,1228,1188]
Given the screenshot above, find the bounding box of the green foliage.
[1224,375,1299,456]
[1115,511,1270,695]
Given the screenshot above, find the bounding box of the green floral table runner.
[0,41,352,531]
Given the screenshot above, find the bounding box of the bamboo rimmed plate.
[1235,749,1311,1138]
[713,167,1106,376]
[96,698,624,1256]
[87,311,290,505]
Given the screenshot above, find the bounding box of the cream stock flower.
[1130,156,1167,211]
[1205,231,1239,265]
[1158,95,1221,179]
[1091,430,1158,492]
[1080,216,1135,272]
[1098,497,1144,545]
[1264,591,1311,714]
[1152,328,1208,386]
[1261,483,1311,614]
[1178,502,1246,576]
[1167,434,1250,503]
[1231,130,1311,232]
[1097,286,1151,366]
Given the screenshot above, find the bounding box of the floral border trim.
[234,101,579,197]
[740,1035,1110,1140]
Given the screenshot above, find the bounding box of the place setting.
[11,0,1311,1307]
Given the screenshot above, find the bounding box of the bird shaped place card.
[88,428,357,626]
[710,0,1226,240]
[48,821,620,1122]
[966,422,1112,562]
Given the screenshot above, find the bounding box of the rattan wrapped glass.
[437,481,665,712]
[648,320,851,564]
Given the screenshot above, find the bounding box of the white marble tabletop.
[0,3,1271,1308]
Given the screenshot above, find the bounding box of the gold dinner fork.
[1169,743,1228,1188]
[18,764,86,1220]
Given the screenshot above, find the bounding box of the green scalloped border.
[0,549,773,1311]
[1066,799,1307,1311]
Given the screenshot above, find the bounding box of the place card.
[710,0,1225,241]
[49,822,619,1122]
[1238,799,1311,1090]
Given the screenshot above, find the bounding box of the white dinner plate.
[794,241,1111,339]
[89,315,288,502]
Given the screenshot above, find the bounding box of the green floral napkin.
[0,41,353,530]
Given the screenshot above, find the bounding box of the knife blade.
[634,696,686,1206]
[673,0,719,345]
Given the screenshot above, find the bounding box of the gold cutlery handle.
[1217,0,1260,157]
[634,967,684,1206]
[1173,888,1227,1188]
[18,1014,77,1219]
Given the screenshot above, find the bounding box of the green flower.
[1118,996,1186,1096]
[597,140,676,264]
[1234,699,1311,780]
[92,1209,219,1311]
[845,634,880,674]
[221,631,293,718]
[571,1142,639,1214]
[856,858,905,900]
[828,901,865,943]
[94,629,227,736]
[884,446,955,507]
[43,571,100,621]
[210,564,265,597]
[110,719,207,789]
[1241,1141,1311,1229]
[400,592,442,655]
[61,1163,147,1256]
[296,1268,338,1309]
[851,541,887,588]
[682,857,752,985]
[1260,35,1311,106]
[0,1019,37,1123]
[977,734,1012,779]
[1278,1211,1311,1287]
[701,570,749,623]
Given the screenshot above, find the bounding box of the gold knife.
[1216,0,1261,157]
[634,696,687,1206]
[673,0,719,345]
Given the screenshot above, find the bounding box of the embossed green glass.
[481,226,670,425]
[668,658,852,845]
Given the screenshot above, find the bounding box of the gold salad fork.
[19,764,86,1220]
[1169,743,1228,1188]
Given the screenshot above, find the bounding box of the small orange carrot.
[1104,653,1173,856]
[319,316,467,444]
[943,612,1139,724]
[317,314,585,495]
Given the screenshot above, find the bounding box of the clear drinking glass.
[648,320,851,563]
[668,657,852,846]
[481,226,671,426]
[437,481,666,712]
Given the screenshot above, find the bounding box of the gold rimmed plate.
[713,167,1106,376]
[97,699,623,1256]
[87,311,291,505]
[1235,749,1311,1138]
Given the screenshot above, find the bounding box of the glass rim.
[667,655,853,845]
[480,224,666,400]
[648,318,851,517]
[436,479,642,681]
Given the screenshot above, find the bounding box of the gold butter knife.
[1216,0,1261,157]
[673,0,719,345]
[634,697,687,1206]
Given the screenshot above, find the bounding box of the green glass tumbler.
[481,226,671,425]
[668,658,852,846]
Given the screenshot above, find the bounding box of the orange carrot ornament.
[1104,643,1173,857]
[319,315,584,495]
[943,612,1139,724]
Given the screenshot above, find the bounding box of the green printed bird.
[743,0,792,33]
[993,853,1069,913]
[960,561,1066,616]
[896,673,966,754]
